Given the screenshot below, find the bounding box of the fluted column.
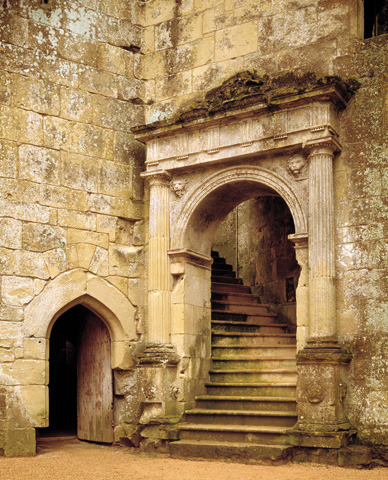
[146,171,171,343]
[306,138,340,341]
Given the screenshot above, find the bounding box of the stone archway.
[134,73,355,445]
[22,269,137,431]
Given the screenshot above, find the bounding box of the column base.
[135,343,183,432]
[296,341,354,446]
[136,342,180,366]
[287,427,357,449]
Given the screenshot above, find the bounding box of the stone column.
[288,138,354,449]
[146,171,172,344]
[306,138,339,342]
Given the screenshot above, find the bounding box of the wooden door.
[77,312,113,443]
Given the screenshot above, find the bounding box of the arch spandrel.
[171,165,308,255]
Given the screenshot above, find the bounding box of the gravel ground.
[0,437,386,480]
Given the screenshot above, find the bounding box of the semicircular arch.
[172,165,307,254]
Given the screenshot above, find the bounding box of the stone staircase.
[170,251,297,463]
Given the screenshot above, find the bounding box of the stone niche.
[133,71,359,448]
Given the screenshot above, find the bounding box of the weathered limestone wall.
[0,0,147,455]
[333,35,388,445]
[136,0,362,122]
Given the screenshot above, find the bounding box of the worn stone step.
[212,268,235,278]
[212,344,296,356]
[211,301,272,315]
[211,282,251,294]
[178,423,290,444]
[212,332,296,347]
[211,275,243,284]
[170,439,293,463]
[211,356,296,369]
[209,368,297,383]
[211,320,287,334]
[195,395,296,411]
[184,409,297,427]
[205,382,296,397]
[211,292,261,304]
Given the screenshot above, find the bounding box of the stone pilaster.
[288,233,308,351]
[306,138,339,342]
[145,171,172,344]
[137,171,181,441]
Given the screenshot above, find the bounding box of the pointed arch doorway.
[46,305,113,443]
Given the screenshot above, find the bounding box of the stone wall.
[0,0,387,457]
[0,0,147,455]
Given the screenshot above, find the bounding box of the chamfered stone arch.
[171,165,307,254]
[24,269,137,369]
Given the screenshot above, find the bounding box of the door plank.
[77,312,113,443]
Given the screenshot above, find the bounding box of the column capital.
[288,233,308,249]
[303,136,342,157]
[141,169,171,186]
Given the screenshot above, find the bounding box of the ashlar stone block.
[0,140,17,178]
[2,276,34,307]
[0,105,43,145]
[97,43,133,76]
[0,218,22,249]
[11,74,60,116]
[60,87,93,122]
[61,152,100,193]
[19,385,48,427]
[19,145,60,186]
[215,21,258,62]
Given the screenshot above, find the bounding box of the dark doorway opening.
[365,0,388,38]
[39,305,113,443]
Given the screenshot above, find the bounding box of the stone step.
[209,368,297,383]
[178,423,290,444]
[184,409,297,427]
[211,356,297,369]
[211,301,272,315]
[211,292,261,304]
[211,275,243,284]
[195,395,296,411]
[170,440,293,463]
[205,382,296,397]
[211,320,287,334]
[211,282,251,294]
[212,332,296,347]
[212,268,235,277]
[212,344,296,357]
[212,311,278,322]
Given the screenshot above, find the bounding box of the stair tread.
[212,310,276,317]
[171,439,290,448]
[211,320,287,327]
[206,382,296,387]
[213,344,296,348]
[212,331,296,337]
[196,395,296,402]
[178,424,289,433]
[209,368,297,373]
[185,409,296,416]
[211,356,296,361]
[212,300,271,307]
